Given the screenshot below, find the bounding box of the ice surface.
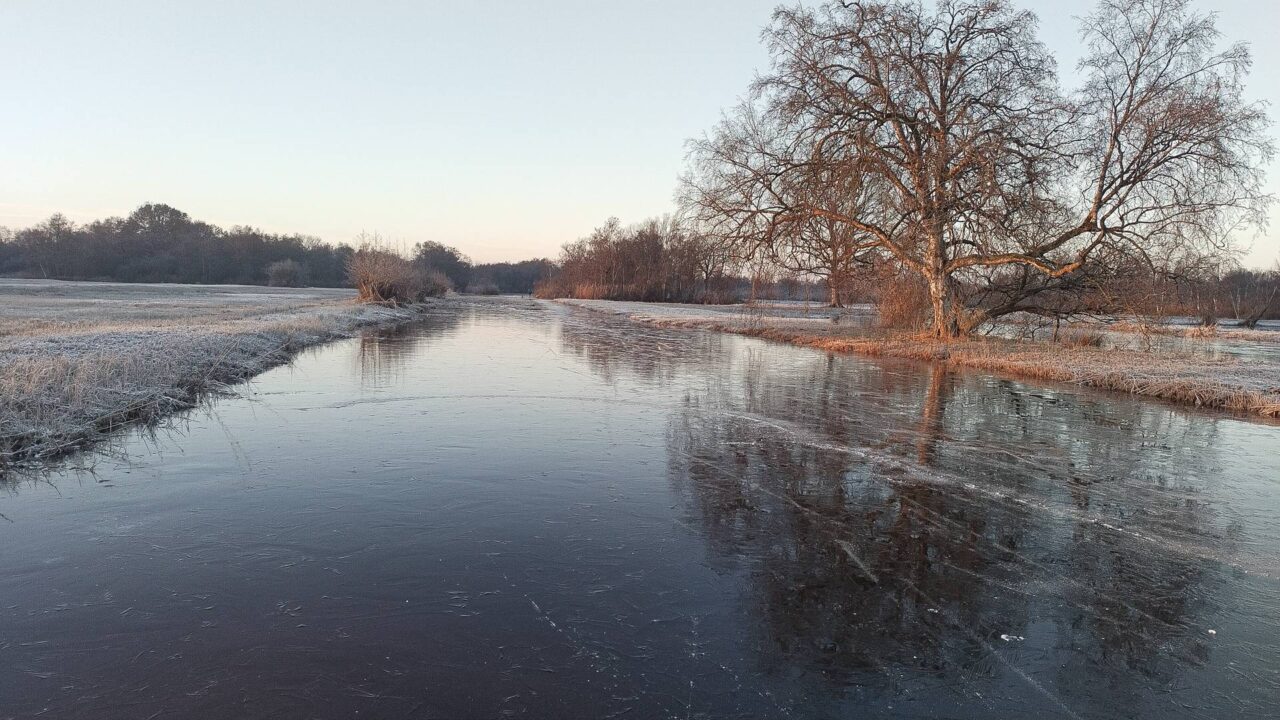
[0,297,1276,719]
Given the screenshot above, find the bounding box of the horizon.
[2,0,1277,268]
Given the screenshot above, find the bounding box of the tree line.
[0,203,555,294]
[537,0,1275,333]
[0,204,353,287]
[531,215,836,303]
[533,217,737,302]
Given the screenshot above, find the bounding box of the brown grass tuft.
[876,275,932,330]
[1058,330,1106,348]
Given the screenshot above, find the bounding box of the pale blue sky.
[1,1,1276,266]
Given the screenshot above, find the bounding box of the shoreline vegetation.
[560,299,1280,419]
[0,279,432,467]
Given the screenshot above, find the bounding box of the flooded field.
[2,297,1278,719]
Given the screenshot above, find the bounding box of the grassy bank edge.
[0,301,432,468]
[561,301,1280,420]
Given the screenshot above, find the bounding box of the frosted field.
[0,279,420,464]
[0,278,361,336]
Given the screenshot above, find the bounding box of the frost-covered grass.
[0,279,426,464]
[1105,319,1280,341]
[562,299,1280,419]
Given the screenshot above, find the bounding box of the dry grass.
[0,280,427,466]
[567,282,612,300]
[563,299,1280,419]
[1058,330,1106,348]
[875,274,932,330]
[533,280,654,301]
[1108,320,1275,342]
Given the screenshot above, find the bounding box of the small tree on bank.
[411,241,472,290]
[348,239,449,304]
[683,105,883,307]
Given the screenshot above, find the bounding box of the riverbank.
[0,279,429,465]
[561,299,1280,419]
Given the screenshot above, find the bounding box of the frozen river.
[1,297,1277,719]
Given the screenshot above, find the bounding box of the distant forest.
[0,203,555,294]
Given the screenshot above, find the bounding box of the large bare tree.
[683,102,885,307]
[694,0,1272,336]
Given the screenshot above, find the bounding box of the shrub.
[876,274,932,330]
[266,259,308,287]
[419,268,451,299]
[347,245,449,303]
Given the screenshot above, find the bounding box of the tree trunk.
[926,271,960,339]
[916,363,949,464]
[827,279,843,308]
[924,225,961,338]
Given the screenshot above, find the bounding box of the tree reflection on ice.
[661,332,1253,716]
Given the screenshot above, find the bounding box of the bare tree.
[771,166,879,307]
[15,214,78,278]
[683,102,885,307]
[537,216,735,303]
[668,224,738,302]
[714,0,1271,337]
[754,0,1069,334]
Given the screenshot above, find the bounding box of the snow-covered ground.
[0,278,366,335]
[1,279,426,464]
